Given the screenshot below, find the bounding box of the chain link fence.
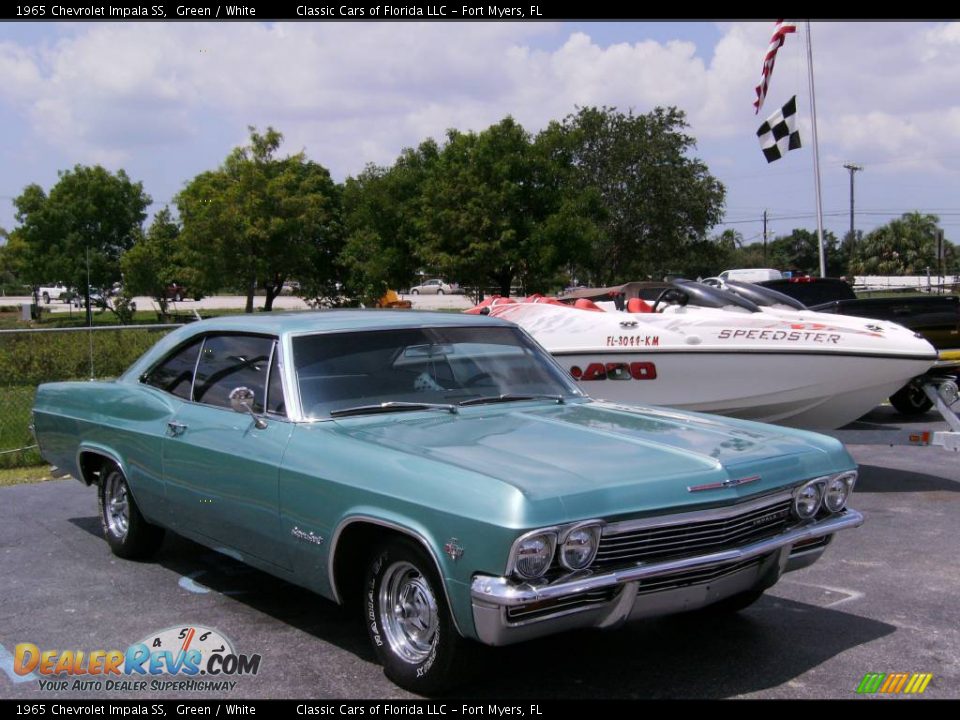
[0,325,180,469]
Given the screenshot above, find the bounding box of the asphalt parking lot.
[1,407,957,700]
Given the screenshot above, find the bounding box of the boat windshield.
[722,280,808,310]
[293,325,583,419]
[671,280,761,312]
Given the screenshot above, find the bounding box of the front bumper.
[470,509,863,646]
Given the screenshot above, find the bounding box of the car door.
[162,333,293,569]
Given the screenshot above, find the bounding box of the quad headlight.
[824,472,856,512]
[793,480,824,519]
[794,471,857,519]
[559,523,601,570]
[511,531,557,580]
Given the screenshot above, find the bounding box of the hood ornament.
[688,475,760,493]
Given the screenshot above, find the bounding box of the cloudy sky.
[1,20,959,255]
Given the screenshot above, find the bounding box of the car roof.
[121,310,513,381]
[188,309,504,334]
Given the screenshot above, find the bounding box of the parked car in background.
[409,278,459,295]
[164,282,200,302]
[719,268,783,283]
[32,311,863,693]
[281,280,301,295]
[38,283,70,304]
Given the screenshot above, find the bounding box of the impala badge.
[291,526,324,545]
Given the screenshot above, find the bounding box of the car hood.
[333,400,853,519]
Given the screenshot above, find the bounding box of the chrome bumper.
[470,509,863,646]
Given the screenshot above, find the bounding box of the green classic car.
[32,311,863,693]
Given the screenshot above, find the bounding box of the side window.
[193,335,274,412]
[266,342,287,417]
[142,338,203,399]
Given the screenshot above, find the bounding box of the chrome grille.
[595,496,793,568]
[506,588,616,623]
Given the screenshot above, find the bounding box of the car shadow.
[65,518,374,661]
[455,598,895,699]
[855,463,960,493]
[65,519,894,698]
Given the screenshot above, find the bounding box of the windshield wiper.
[330,401,458,418]
[459,394,565,407]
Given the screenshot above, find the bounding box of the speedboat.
[468,280,937,429]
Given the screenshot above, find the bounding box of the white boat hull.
[555,350,932,428]
[485,300,938,429]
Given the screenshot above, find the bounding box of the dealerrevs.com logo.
[14,625,261,692]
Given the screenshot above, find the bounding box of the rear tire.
[42,292,50,304]
[364,539,473,694]
[890,382,933,415]
[98,463,164,559]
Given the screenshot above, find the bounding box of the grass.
[0,464,60,487]
[0,385,40,469]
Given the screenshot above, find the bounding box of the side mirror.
[228,386,267,429]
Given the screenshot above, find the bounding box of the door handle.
[166,421,188,437]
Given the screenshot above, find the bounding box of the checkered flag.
[757,96,801,163]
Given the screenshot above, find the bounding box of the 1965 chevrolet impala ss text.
[32,311,863,692]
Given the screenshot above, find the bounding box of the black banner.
[0,4,759,21]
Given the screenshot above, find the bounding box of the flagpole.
[805,21,827,278]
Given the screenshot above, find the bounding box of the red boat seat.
[627,298,653,313]
[574,298,604,312]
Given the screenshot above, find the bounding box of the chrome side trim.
[471,509,863,608]
[327,515,464,637]
[602,490,794,535]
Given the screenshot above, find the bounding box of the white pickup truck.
[37,283,70,304]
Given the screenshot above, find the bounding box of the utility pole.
[843,163,863,264]
[762,210,768,264]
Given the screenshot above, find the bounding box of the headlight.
[559,523,601,570]
[824,472,856,512]
[793,480,823,519]
[511,531,557,579]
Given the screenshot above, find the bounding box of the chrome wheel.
[378,560,439,664]
[104,471,130,539]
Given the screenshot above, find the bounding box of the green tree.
[418,116,590,297]
[849,212,949,276]
[766,228,840,275]
[11,166,150,322]
[538,106,725,285]
[340,140,439,304]
[177,127,342,312]
[121,207,187,314]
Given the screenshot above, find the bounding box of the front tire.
[437,289,444,295]
[890,381,933,415]
[411,289,419,295]
[365,539,472,694]
[42,292,50,304]
[98,464,164,559]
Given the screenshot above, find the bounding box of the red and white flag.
[753,20,797,114]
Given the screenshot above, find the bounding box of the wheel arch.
[75,444,129,488]
[328,515,465,637]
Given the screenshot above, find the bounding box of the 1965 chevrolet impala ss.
[32,311,863,692]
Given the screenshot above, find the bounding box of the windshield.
[293,326,582,419]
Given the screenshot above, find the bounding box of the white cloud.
[1,20,959,183]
